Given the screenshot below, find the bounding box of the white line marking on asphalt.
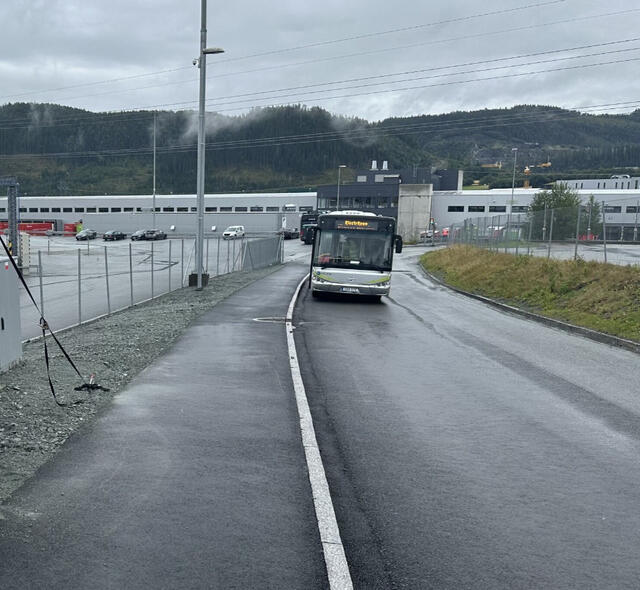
[286,275,354,590]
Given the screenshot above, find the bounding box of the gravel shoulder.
[0,264,283,502]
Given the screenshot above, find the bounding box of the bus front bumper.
[311,278,390,296]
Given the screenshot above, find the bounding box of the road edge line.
[286,275,354,590]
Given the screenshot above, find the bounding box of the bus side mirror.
[395,235,403,253]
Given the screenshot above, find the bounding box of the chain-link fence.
[21,235,283,339]
[445,195,640,266]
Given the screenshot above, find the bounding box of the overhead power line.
[215,0,569,63]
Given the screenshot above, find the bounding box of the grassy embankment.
[420,245,640,342]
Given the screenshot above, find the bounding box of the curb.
[418,264,640,356]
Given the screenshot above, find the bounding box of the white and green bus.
[309,210,403,299]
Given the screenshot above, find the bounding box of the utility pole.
[1,177,20,267]
[193,0,224,290]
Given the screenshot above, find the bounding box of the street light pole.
[152,112,156,229]
[507,147,517,249]
[194,0,223,290]
[336,164,346,211]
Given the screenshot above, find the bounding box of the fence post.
[77,249,82,326]
[47,238,50,255]
[181,239,185,287]
[226,239,230,273]
[574,204,582,261]
[151,241,155,299]
[216,236,220,276]
[602,201,608,263]
[527,213,533,256]
[104,245,111,315]
[206,237,210,272]
[38,250,45,318]
[232,239,236,272]
[129,243,134,307]
[168,239,172,293]
[542,204,548,242]
[515,214,521,256]
[547,210,554,259]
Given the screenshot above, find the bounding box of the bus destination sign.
[337,219,379,231]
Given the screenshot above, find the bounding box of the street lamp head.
[339,164,347,168]
[203,47,225,54]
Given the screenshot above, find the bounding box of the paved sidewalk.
[0,263,327,589]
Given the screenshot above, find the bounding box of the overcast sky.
[1,0,639,121]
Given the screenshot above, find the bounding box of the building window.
[19,208,26,212]
[235,206,247,212]
[603,182,606,188]
[220,206,232,212]
[205,206,217,212]
[191,207,197,212]
[580,183,584,189]
[136,207,142,212]
[250,206,264,212]
[468,206,485,213]
[177,207,188,212]
[0,207,5,213]
[603,205,622,213]
[86,207,97,213]
[489,205,506,212]
[626,206,638,213]
[29,207,38,212]
[63,207,72,213]
[75,208,85,213]
[615,182,618,189]
[40,207,50,213]
[124,207,133,212]
[448,205,464,212]
[162,207,175,212]
[597,182,600,189]
[357,175,367,182]
[266,206,279,212]
[511,206,529,213]
[98,207,108,213]
[111,207,121,212]
[299,205,313,212]
[283,205,297,212]
[52,207,61,212]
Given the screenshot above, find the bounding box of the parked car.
[103,230,126,241]
[223,225,245,239]
[75,229,97,240]
[131,229,166,241]
[145,229,167,240]
[279,228,297,240]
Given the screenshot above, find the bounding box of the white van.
[222,225,245,239]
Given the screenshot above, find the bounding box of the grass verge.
[421,245,640,342]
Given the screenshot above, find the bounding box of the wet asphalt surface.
[295,249,640,589]
[0,262,326,589]
[4,245,640,589]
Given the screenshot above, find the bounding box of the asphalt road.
[294,248,640,589]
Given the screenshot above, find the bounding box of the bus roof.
[326,210,377,217]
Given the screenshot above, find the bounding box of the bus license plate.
[341,287,360,294]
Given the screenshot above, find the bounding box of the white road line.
[286,276,354,590]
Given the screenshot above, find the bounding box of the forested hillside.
[0,102,639,195]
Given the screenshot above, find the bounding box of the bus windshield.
[313,229,393,271]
